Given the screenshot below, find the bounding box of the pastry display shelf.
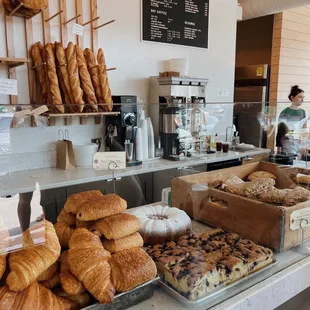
[48,112,120,117]
[0,57,29,69]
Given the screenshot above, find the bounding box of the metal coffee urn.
[149,76,209,161]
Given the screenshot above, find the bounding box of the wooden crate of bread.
[171,162,310,252]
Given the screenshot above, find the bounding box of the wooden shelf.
[0,57,29,69]
[48,112,120,117]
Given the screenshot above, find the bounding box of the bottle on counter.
[210,134,217,152]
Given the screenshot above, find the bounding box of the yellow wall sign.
[256,66,264,77]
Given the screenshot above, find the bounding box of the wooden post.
[4,15,18,105]
[90,0,98,52]
[59,0,68,46]
[75,0,83,48]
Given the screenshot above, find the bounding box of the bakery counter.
[0,148,269,197]
[128,221,310,310]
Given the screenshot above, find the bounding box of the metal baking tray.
[82,276,160,310]
[159,260,277,308]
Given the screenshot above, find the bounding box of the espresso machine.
[105,96,142,166]
[149,76,209,160]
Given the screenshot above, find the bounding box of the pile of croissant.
[214,171,310,207]
[0,192,157,310]
[31,41,113,114]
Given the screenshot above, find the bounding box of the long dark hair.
[288,85,304,101]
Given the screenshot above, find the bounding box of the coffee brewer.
[149,76,209,161]
[105,96,141,166]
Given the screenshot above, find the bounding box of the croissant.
[90,213,140,240]
[0,255,6,280]
[56,296,79,310]
[59,251,85,295]
[110,248,157,292]
[68,228,115,303]
[102,232,144,253]
[37,261,58,282]
[7,221,61,292]
[57,209,76,226]
[76,194,127,221]
[54,288,90,309]
[40,273,60,289]
[64,190,103,214]
[54,222,75,249]
[0,282,62,310]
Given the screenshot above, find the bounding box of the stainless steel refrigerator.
[233,64,270,148]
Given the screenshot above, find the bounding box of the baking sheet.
[83,276,160,310]
[159,260,277,308]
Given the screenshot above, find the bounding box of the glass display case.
[1,101,310,310]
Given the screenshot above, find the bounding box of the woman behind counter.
[276,85,306,153]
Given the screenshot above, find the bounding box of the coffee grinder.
[105,96,142,166]
[149,76,209,161]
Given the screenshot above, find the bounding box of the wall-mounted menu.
[142,0,209,49]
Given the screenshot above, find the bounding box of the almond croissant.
[59,251,85,296]
[68,228,115,303]
[7,221,61,292]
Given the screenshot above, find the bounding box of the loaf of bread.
[42,43,64,113]
[258,188,292,204]
[17,0,48,10]
[76,194,127,221]
[283,186,310,206]
[84,48,103,107]
[54,222,75,249]
[91,213,140,240]
[97,48,113,112]
[110,248,157,292]
[244,178,276,198]
[59,251,85,296]
[295,174,310,185]
[3,0,41,18]
[0,282,63,310]
[68,228,115,304]
[57,209,76,226]
[76,45,98,112]
[55,42,75,111]
[37,262,58,282]
[66,42,84,112]
[64,190,103,214]
[31,42,49,105]
[7,221,61,292]
[247,171,277,181]
[103,232,144,253]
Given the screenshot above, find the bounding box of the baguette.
[76,194,127,221]
[76,45,98,112]
[97,48,113,112]
[66,42,84,112]
[110,248,157,292]
[64,190,103,214]
[31,42,48,105]
[42,43,64,113]
[91,213,140,240]
[84,48,103,108]
[103,232,144,253]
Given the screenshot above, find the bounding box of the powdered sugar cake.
[147,229,274,300]
[127,205,192,245]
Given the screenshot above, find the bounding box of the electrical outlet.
[91,138,102,145]
[217,89,230,98]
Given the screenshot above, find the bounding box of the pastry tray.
[82,276,160,310]
[159,260,277,308]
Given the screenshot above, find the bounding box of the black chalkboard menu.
[142,0,210,49]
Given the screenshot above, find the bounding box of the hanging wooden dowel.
[63,14,81,25]
[32,62,46,69]
[82,16,100,26]
[45,10,63,22]
[107,67,116,72]
[9,3,24,16]
[93,19,115,30]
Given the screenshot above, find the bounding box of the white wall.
[0,0,238,168]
